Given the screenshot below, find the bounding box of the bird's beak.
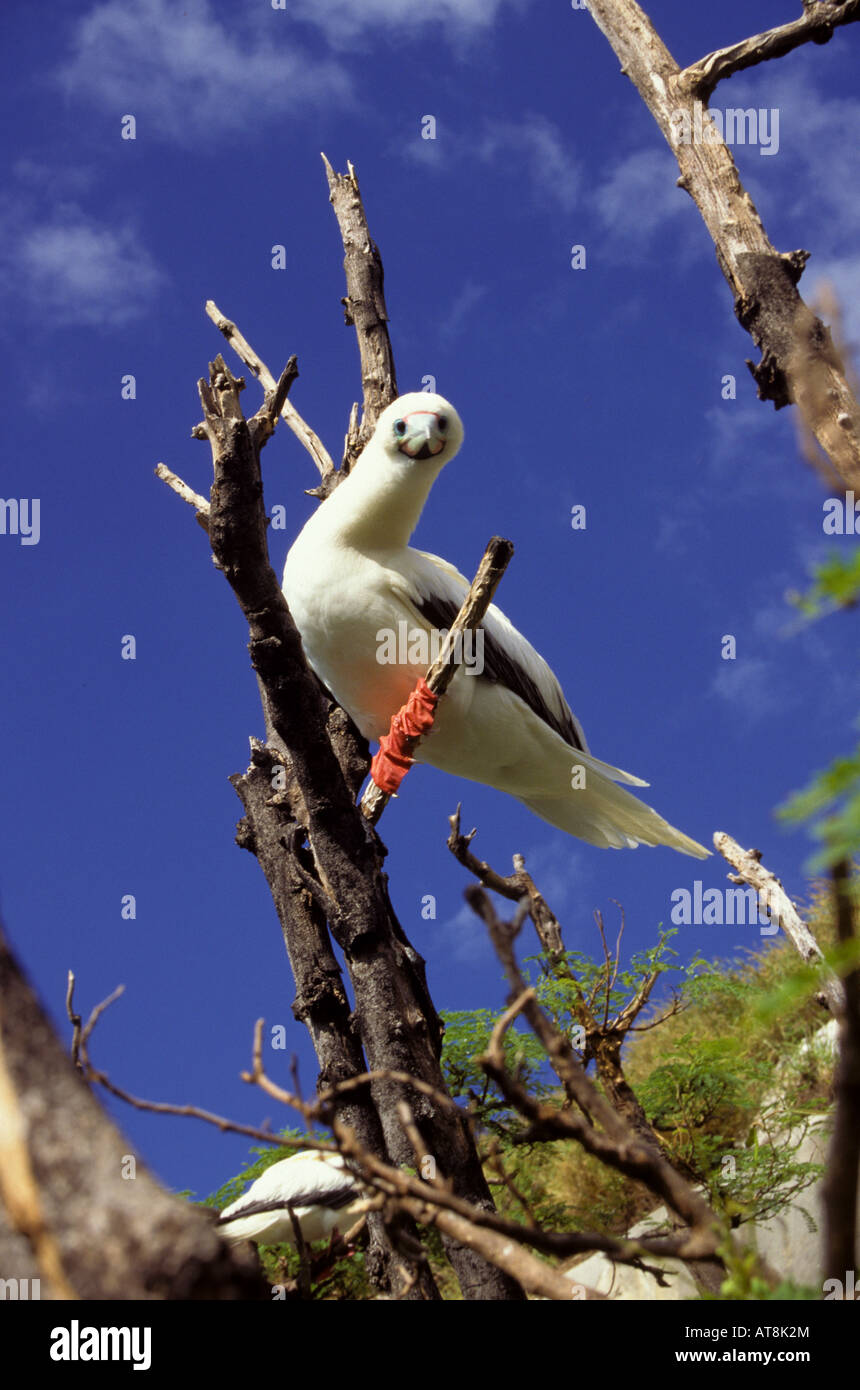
[398,412,446,460]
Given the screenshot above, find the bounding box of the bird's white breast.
[283,532,428,741]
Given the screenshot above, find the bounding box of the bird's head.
[374,392,464,469]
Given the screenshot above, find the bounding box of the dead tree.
[159,159,525,1301]
[585,0,860,490]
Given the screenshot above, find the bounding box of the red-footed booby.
[217,1150,366,1247]
[282,392,708,858]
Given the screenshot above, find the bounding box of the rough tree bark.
[0,924,268,1299]
[585,0,860,490]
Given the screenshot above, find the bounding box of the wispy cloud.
[439,281,488,342]
[728,63,860,258]
[475,115,582,213]
[289,0,528,44]
[807,254,860,357]
[708,656,778,724]
[400,113,582,215]
[592,148,687,243]
[0,195,167,328]
[55,0,350,143]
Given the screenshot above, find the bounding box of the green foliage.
[198,901,837,1299]
[711,1243,820,1302]
[778,732,860,868]
[440,1008,550,1130]
[786,547,860,618]
[780,547,860,868]
[524,929,696,1036]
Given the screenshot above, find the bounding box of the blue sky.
[1,0,858,1206]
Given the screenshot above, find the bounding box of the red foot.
[370,678,438,794]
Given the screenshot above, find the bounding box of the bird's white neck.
[315,449,443,552]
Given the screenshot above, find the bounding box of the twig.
[317,1068,469,1119]
[65,971,83,1074]
[483,1138,540,1228]
[714,831,845,1015]
[205,299,336,484]
[80,985,125,1049]
[447,811,566,959]
[360,537,514,824]
[154,463,210,529]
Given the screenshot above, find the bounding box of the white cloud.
[399,113,582,215]
[806,254,860,359]
[0,200,167,328]
[434,899,497,967]
[289,0,527,44]
[592,148,687,242]
[709,656,778,724]
[727,63,860,258]
[476,115,582,213]
[55,0,350,142]
[439,281,488,341]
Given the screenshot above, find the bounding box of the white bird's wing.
[397,547,590,754]
[219,1153,358,1223]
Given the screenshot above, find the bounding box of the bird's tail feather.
[521,752,709,859]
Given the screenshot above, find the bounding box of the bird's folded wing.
[219,1181,359,1223]
[395,548,589,754]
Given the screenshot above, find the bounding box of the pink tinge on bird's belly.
[320,650,427,743]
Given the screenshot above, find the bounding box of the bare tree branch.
[714,830,845,1014]
[205,299,336,484]
[321,155,398,475]
[681,1,860,101]
[447,809,566,958]
[585,0,860,489]
[154,462,210,526]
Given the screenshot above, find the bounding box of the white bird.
[217,1150,366,1247]
[282,392,708,858]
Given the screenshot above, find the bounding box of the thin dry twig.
[360,537,514,824]
[447,809,566,959]
[154,463,210,528]
[205,299,336,484]
[65,971,83,1074]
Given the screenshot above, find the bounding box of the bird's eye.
[437,415,448,431]
[394,419,407,437]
